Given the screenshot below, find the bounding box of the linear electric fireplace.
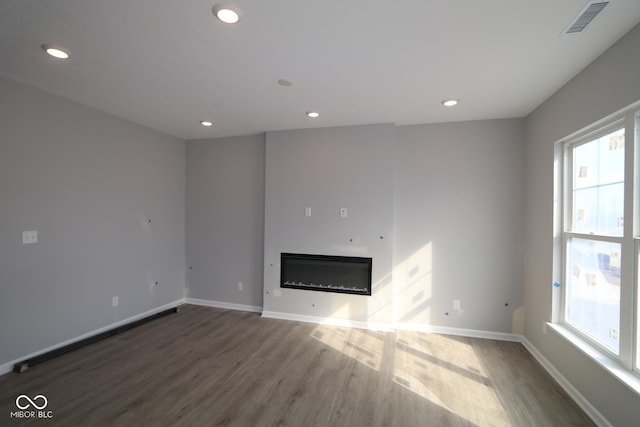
[280,253,372,296]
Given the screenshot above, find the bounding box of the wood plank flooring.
[0,305,594,426]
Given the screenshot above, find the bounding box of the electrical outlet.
[112,296,119,307]
[237,281,243,291]
[22,230,38,244]
[453,299,461,310]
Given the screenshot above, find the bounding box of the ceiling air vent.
[565,1,610,34]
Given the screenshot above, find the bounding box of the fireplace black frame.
[280,252,372,296]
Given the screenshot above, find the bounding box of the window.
[560,109,638,374]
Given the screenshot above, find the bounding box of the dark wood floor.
[0,304,594,426]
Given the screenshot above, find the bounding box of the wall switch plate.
[237,281,243,291]
[340,208,348,218]
[305,207,312,217]
[112,296,119,307]
[453,299,461,310]
[22,230,38,244]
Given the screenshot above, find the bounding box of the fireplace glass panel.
[280,253,372,296]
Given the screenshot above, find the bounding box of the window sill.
[548,323,640,396]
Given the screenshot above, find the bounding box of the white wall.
[255,120,525,332]
[524,23,640,425]
[263,124,396,325]
[186,135,265,309]
[395,119,524,332]
[0,76,185,369]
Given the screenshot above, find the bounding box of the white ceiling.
[1,0,640,140]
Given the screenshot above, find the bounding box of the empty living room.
[1,1,640,426]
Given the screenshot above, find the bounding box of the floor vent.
[565,1,610,34]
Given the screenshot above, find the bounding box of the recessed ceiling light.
[278,79,294,87]
[306,111,320,118]
[200,120,214,127]
[441,99,459,107]
[41,44,69,59]
[212,4,241,24]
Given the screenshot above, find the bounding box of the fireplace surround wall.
[262,124,395,323]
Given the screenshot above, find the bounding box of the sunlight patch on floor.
[311,326,384,370]
[311,325,512,426]
[393,331,511,426]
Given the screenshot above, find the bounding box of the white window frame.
[557,105,639,378]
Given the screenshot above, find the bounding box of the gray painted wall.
[186,135,265,308]
[395,119,524,332]
[263,124,396,324]
[0,76,185,367]
[257,121,524,330]
[524,24,640,425]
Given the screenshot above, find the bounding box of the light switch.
[340,208,348,218]
[22,230,38,244]
[305,207,312,217]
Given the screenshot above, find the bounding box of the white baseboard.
[261,311,394,331]
[261,312,520,341]
[521,337,612,427]
[185,297,262,313]
[393,322,522,342]
[261,311,523,340]
[0,298,185,376]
